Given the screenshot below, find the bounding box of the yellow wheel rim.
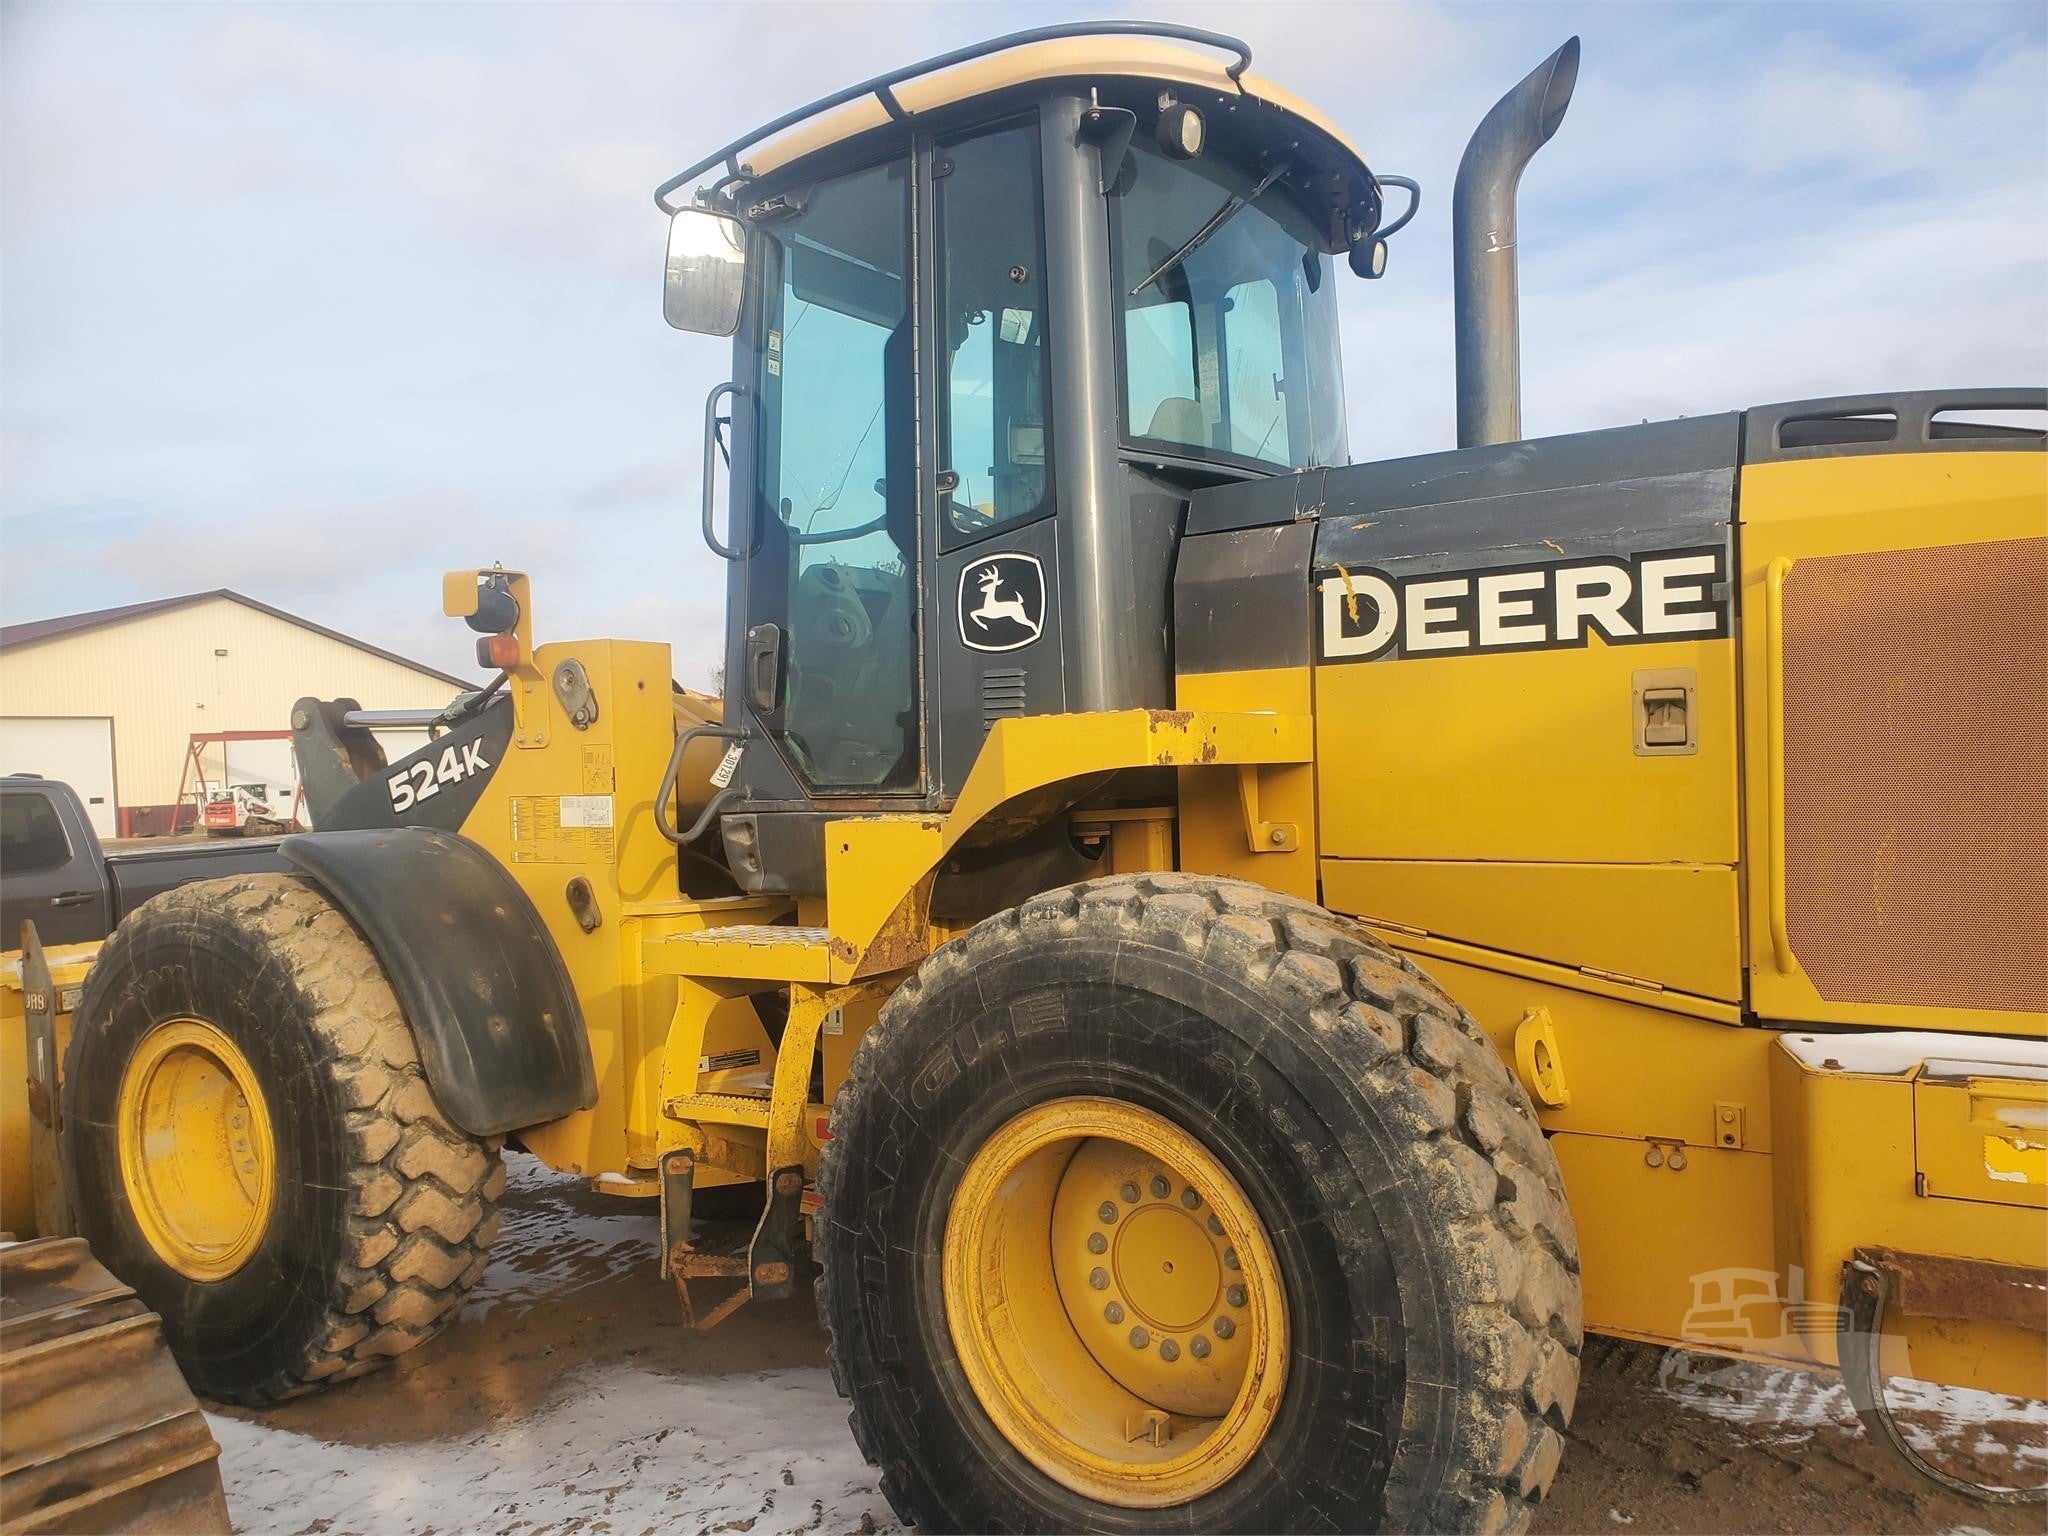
[117,1017,276,1281]
[943,1097,1288,1508]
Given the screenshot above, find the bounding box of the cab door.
[738,154,923,800]
[924,118,1065,794]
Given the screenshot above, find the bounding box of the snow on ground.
[209,1364,898,1536]
[199,1154,2046,1534]
[1656,1351,2048,1482]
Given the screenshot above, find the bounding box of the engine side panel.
[1304,414,1743,1000]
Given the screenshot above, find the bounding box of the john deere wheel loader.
[34,21,2047,1532]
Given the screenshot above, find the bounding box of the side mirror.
[663,208,747,336]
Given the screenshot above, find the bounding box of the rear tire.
[817,873,1582,1533]
[64,873,503,1404]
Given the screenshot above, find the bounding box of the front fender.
[280,828,596,1137]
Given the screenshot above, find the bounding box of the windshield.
[1112,138,1346,472]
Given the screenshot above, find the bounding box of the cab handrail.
[653,20,1252,212]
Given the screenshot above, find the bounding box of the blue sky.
[4,0,2043,683]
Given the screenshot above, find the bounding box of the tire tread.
[817,872,1582,1533]
[120,874,501,1405]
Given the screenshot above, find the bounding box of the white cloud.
[2,0,2043,689]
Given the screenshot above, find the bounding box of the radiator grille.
[1782,536,2047,1013]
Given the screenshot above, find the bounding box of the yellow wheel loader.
[19,21,2046,1532]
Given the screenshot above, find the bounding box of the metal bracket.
[1712,1101,1745,1150]
[1513,1007,1570,1109]
[747,1165,806,1303]
[565,877,602,934]
[1839,1252,2046,1504]
[551,659,599,731]
[660,1146,752,1331]
[1235,764,1297,853]
[1078,98,1138,193]
[19,921,74,1239]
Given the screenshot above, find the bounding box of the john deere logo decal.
[1317,546,1727,663]
[959,553,1045,653]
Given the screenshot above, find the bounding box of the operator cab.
[659,24,1394,895]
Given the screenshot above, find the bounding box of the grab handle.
[702,381,745,560]
[1765,556,1797,974]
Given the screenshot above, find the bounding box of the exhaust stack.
[1452,37,1580,448]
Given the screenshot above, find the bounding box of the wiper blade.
[1129,159,1291,297]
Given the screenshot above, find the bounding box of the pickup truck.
[0,774,286,946]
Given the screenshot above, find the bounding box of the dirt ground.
[207,1156,2044,1535]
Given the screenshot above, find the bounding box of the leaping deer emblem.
[969,564,1042,638]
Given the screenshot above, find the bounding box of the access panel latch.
[1633,667,1697,755]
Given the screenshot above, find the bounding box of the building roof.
[0,589,473,688]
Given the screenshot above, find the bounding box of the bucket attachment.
[0,1237,231,1534]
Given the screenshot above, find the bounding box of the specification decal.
[510,794,617,864]
[559,795,614,829]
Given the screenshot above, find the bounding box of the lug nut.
[1098,1201,1119,1224]
[1129,1326,1150,1349]
[1150,1175,1169,1199]
[1089,1267,1110,1290]
[1159,1339,1180,1362]
[1227,1284,1246,1307]
[1087,1232,1107,1255]
[1223,1249,1240,1271]
[1181,1188,1200,1210]
[1120,1182,1140,1204]
[1105,1301,1125,1324]
[1190,1336,1211,1359]
[1214,1316,1235,1340]
[1207,1215,1224,1235]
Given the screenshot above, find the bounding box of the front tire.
[64,874,503,1404]
[817,873,1582,1533]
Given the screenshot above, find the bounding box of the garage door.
[0,717,117,839]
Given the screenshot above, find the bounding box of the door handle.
[48,892,95,907]
[746,623,783,712]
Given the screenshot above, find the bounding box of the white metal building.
[0,590,471,837]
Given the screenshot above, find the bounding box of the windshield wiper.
[1129,159,1291,297]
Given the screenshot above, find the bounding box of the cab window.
[937,122,1052,543]
[749,157,919,793]
[1112,136,1345,471]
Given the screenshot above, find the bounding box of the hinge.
[1579,964,1664,992]
[1365,916,1427,938]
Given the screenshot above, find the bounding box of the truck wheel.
[817,873,1581,1533]
[63,873,503,1405]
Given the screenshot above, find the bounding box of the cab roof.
[656,23,1376,233]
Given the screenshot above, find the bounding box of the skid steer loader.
[28,21,2045,1532]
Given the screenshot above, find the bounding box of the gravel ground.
[206,1154,2045,1535]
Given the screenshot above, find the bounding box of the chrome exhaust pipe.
[1452,36,1580,447]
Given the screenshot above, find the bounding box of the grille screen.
[1782,536,2047,1013]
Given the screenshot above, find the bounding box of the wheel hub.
[943,1096,1287,1508]
[117,1017,276,1281]
[1051,1139,1252,1417]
